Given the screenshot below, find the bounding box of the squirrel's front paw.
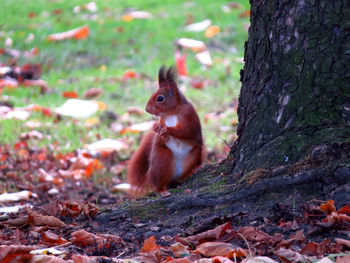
[153,123,163,134]
[159,126,167,135]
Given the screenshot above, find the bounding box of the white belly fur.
[166,136,192,179]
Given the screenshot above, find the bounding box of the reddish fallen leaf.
[239,10,250,18]
[83,88,102,99]
[42,231,68,245]
[82,201,99,218]
[275,248,307,263]
[141,236,162,252]
[300,242,318,256]
[0,245,37,262]
[63,91,79,98]
[176,222,232,247]
[52,9,62,15]
[338,205,350,214]
[289,230,305,242]
[326,211,350,224]
[28,12,37,18]
[190,78,205,89]
[226,2,242,9]
[213,256,236,263]
[170,242,190,258]
[48,25,89,41]
[195,241,247,258]
[71,229,124,248]
[61,201,83,218]
[27,208,66,228]
[123,70,138,81]
[238,226,273,243]
[175,49,188,76]
[335,238,350,249]
[319,199,336,214]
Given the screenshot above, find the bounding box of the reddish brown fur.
[127,66,205,193]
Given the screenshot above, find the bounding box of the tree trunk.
[231,0,350,175]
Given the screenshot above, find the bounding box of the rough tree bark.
[231,0,350,177]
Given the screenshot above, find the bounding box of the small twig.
[238,233,252,258]
[116,251,125,258]
[52,242,72,249]
[218,136,233,150]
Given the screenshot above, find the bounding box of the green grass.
[0,0,249,156]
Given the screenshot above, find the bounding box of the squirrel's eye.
[157,95,164,102]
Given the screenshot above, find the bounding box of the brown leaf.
[238,226,271,243]
[195,241,246,258]
[5,216,30,226]
[289,230,305,242]
[42,231,68,245]
[275,247,306,263]
[319,200,336,214]
[336,254,350,263]
[176,222,232,247]
[338,205,350,214]
[335,238,350,249]
[27,208,66,228]
[71,229,123,248]
[300,242,318,256]
[83,88,102,99]
[170,242,190,258]
[141,236,162,252]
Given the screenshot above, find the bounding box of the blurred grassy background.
[0,0,249,159]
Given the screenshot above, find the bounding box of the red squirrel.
[127,66,205,193]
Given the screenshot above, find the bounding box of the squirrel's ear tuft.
[166,66,177,84]
[158,65,167,88]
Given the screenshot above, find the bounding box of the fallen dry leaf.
[42,231,68,245]
[83,88,102,99]
[0,190,37,202]
[275,247,307,263]
[71,229,123,248]
[48,25,89,41]
[195,241,247,258]
[176,222,232,247]
[62,91,78,98]
[176,38,206,52]
[205,25,220,38]
[319,200,336,214]
[28,209,66,228]
[184,19,212,32]
[171,242,190,258]
[55,99,99,118]
[195,50,213,66]
[120,121,154,135]
[335,238,350,249]
[86,139,128,153]
[141,236,162,252]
